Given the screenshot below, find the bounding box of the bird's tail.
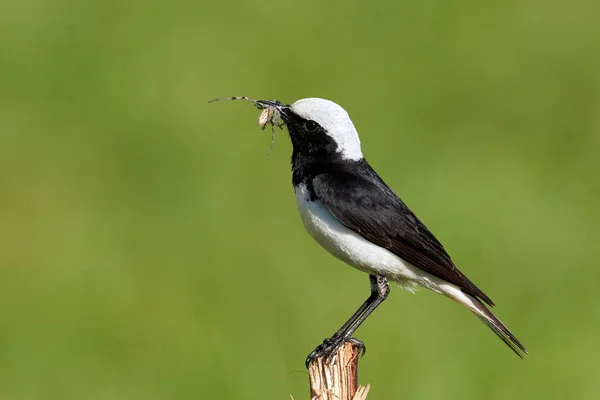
[442,285,527,357]
[471,297,527,357]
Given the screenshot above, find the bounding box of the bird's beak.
[256,100,292,122]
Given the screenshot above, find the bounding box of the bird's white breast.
[294,183,446,293]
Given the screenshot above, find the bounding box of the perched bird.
[221,97,527,365]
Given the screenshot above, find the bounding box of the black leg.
[305,274,390,367]
[342,275,389,337]
[329,275,381,337]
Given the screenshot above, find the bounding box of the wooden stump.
[307,342,370,400]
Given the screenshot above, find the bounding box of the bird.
[240,97,527,365]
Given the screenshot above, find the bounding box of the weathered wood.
[307,342,370,400]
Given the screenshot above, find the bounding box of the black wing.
[312,164,494,306]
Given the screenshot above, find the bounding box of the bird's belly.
[294,184,441,292]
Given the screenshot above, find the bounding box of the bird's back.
[300,158,495,306]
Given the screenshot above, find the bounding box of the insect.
[208,96,285,154]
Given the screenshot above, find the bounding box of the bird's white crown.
[290,98,363,161]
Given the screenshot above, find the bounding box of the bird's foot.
[305,336,366,368]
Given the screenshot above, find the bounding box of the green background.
[1,1,599,399]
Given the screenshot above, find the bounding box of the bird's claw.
[305,336,366,368]
[346,337,367,356]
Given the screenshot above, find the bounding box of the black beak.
[256,100,292,122]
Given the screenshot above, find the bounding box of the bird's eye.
[305,121,319,132]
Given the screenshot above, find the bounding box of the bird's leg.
[330,275,384,337]
[305,275,390,367]
[342,275,390,337]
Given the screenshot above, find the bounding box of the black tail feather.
[471,297,527,357]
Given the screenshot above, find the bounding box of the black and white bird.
[239,97,527,364]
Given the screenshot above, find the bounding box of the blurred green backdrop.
[1,0,599,399]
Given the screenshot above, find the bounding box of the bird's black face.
[274,106,343,186]
[277,107,340,159]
